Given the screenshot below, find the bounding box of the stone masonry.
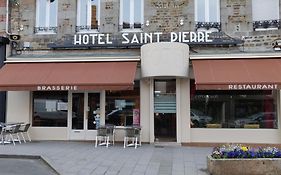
[1,0,281,53]
[0,0,6,35]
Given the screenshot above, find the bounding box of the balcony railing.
[34,27,57,34]
[253,19,281,31]
[119,22,143,31]
[195,22,221,31]
[75,25,100,32]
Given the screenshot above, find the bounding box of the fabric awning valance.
[192,59,281,90]
[0,62,137,91]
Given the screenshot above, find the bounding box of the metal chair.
[95,125,115,148]
[6,124,21,146]
[0,126,7,145]
[95,126,109,148]
[18,123,31,143]
[106,125,115,146]
[123,126,141,149]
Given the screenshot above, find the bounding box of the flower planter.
[207,155,281,175]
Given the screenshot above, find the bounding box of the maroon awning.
[192,59,281,90]
[0,62,137,91]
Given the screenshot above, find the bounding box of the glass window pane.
[154,80,176,113]
[33,92,68,127]
[196,0,205,22]
[38,0,47,26]
[209,0,218,22]
[79,0,88,26]
[190,80,278,129]
[252,0,279,21]
[88,93,100,130]
[72,93,84,130]
[91,0,99,29]
[134,0,141,28]
[106,81,140,126]
[123,0,131,28]
[49,0,57,27]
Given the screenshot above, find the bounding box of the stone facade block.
[4,0,281,52]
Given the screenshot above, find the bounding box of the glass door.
[154,80,177,142]
[69,92,100,140]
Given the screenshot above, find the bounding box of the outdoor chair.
[6,124,21,146]
[95,125,115,148]
[0,126,7,145]
[106,125,115,146]
[95,126,109,148]
[18,123,31,143]
[123,126,141,149]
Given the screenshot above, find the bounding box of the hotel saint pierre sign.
[47,31,242,49]
[73,31,213,45]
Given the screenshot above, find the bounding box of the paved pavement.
[0,157,58,175]
[0,141,212,175]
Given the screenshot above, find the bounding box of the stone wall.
[6,0,281,52]
[0,0,6,35]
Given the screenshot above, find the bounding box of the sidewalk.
[0,141,212,175]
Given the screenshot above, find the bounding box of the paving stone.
[0,141,212,175]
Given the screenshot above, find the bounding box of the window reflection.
[33,92,68,127]
[36,0,57,29]
[196,0,205,22]
[105,81,140,126]
[72,93,84,130]
[196,0,219,22]
[77,0,99,31]
[121,0,143,29]
[134,0,142,28]
[190,80,278,129]
[91,0,99,29]
[122,0,131,29]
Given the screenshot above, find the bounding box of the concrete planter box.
[207,155,281,175]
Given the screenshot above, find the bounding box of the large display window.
[32,91,68,127]
[105,81,140,126]
[190,80,278,129]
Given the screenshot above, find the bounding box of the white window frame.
[119,0,144,32]
[195,0,220,22]
[35,0,58,34]
[252,0,279,31]
[77,0,100,33]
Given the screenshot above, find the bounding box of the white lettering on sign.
[74,31,213,45]
[37,86,78,91]
[74,33,112,45]
[228,84,278,90]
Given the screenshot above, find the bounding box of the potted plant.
[207,144,281,175]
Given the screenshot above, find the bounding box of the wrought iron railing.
[253,19,281,31]
[75,25,100,32]
[119,22,143,30]
[195,22,221,31]
[34,27,58,33]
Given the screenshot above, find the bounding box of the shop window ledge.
[244,124,260,128]
[206,124,222,128]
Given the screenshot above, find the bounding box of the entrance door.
[69,92,100,140]
[154,80,177,142]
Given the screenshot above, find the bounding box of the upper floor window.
[119,0,144,31]
[76,0,100,33]
[35,0,58,34]
[252,0,280,31]
[195,0,221,32]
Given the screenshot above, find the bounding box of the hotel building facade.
[0,0,281,145]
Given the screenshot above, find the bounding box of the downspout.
[5,0,11,35]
